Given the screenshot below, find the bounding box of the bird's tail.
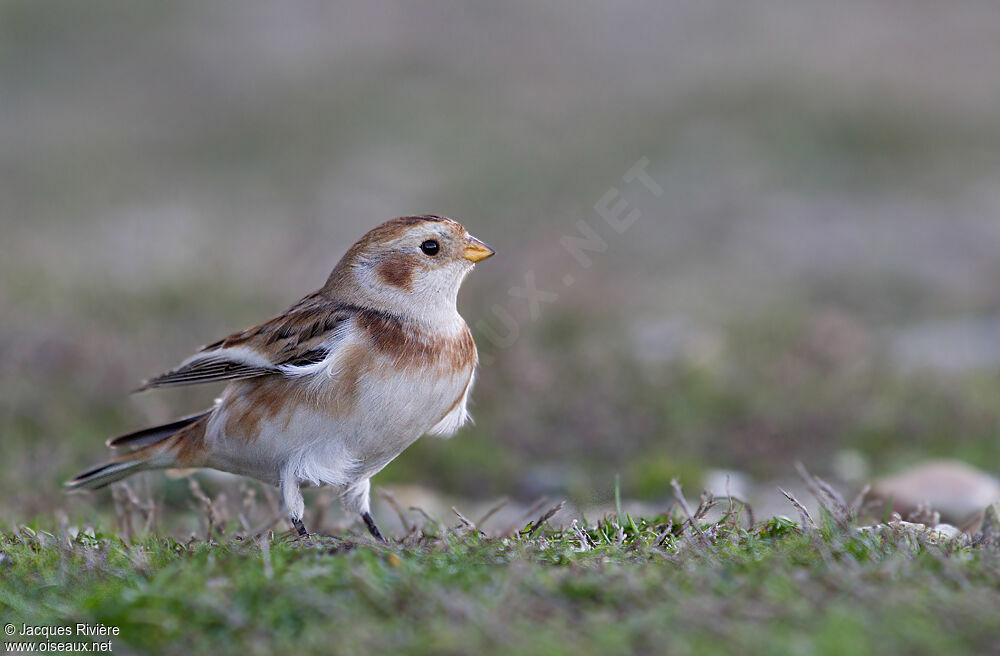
[65,411,210,490]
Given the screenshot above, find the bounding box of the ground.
[4,484,1000,655]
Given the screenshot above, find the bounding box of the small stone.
[871,460,1000,525]
[929,523,963,541]
[859,520,966,544]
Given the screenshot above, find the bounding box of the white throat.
[351,262,471,331]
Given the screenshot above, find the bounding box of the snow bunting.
[67,215,494,541]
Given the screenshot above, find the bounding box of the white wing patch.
[138,346,280,390]
[180,345,276,371]
[278,322,355,381]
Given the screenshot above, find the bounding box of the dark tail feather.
[65,460,147,490]
[106,411,210,449]
[66,410,210,491]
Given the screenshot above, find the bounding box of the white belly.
[203,360,473,490]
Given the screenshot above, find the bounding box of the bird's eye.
[420,240,440,256]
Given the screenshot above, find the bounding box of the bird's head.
[325,215,494,322]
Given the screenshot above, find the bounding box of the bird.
[66,215,494,541]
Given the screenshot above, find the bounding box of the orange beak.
[462,235,495,263]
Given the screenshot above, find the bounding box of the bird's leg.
[362,512,386,543]
[292,517,309,537]
[281,472,308,538]
[344,479,386,542]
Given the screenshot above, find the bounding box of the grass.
[5,305,1000,654]
[4,478,1000,656]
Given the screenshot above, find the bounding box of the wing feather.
[136,292,354,391]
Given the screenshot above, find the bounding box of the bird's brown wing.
[136,292,354,391]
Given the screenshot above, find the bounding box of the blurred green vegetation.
[4,4,1000,654]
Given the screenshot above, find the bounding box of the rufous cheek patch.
[375,254,420,292]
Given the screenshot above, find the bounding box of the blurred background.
[4,1,1000,533]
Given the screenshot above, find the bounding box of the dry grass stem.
[670,479,709,545]
[380,490,414,533]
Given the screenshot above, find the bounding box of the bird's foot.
[291,517,310,539]
[361,512,387,543]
